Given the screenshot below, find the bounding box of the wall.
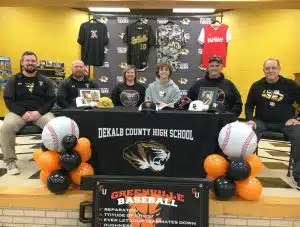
[0,8,300,117]
[0,7,88,117]
[223,9,300,117]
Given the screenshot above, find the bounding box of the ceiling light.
[88,7,130,12]
[173,8,215,13]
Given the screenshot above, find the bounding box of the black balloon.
[227,158,251,181]
[214,177,236,200]
[47,170,71,194]
[40,143,48,151]
[60,150,81,172]
[62,134,78,150]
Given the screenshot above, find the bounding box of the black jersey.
[123,22,155,71]
[78,21,109,66]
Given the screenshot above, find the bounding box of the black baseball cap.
[138,101,158,112]
[208,55,223,64]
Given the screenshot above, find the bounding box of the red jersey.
[198,23,231,68]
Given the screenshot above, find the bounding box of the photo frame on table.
[198,87,218,106]
[78,88,101,104]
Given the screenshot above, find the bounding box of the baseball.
[218,121,257,158]
[42,117,80,152]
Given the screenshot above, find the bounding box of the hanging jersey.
[198,24,231,68]
[156,24,185,71]
[123,23,155,71]
[77,21,109,66]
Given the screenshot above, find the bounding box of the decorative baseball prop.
[42,117,79,152]
[218,121,257,158]
[33,117,94,194]
[227,158,251,181]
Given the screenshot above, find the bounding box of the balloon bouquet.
[204,121,264,201]
[33,117,94,194]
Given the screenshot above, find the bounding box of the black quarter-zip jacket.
[4,72,56,116]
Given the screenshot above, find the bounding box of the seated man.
[57,60,99,108]
[0,51,56,175]
[246,57,300,188]
[188,56,242,117]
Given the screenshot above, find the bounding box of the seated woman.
[145,63,181,109]
[111,65,146,107]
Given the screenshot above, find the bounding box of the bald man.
[57,60,99,108]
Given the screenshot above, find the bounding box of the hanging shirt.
[156,23,185,71]
[77,21,109,66]
[198,23,231,68]
[123,23,155,71]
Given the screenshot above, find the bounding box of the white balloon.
[42,117,79,152]
[218,121,257,158]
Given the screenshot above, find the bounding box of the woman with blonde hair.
[111,65,145,107]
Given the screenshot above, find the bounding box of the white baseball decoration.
[218,121,257,158]
[42,117,79,152]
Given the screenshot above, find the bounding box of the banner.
[62,108,235,178]
[89,177,210,227]
[92,15,216,97]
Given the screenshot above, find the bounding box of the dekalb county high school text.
[98,128,194,141]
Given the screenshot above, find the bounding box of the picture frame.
[198,87,218,106]
[78,88,101,104]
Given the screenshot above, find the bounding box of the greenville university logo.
[123,141,170,172]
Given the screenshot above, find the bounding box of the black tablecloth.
[61,107,235,178]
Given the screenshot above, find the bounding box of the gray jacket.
[145,78,182,104]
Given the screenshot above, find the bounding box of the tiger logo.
[123,141,170,172]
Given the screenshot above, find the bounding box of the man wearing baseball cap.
[187,55,242,117]
[0,51,55,175]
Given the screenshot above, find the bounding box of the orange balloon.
[33,148,43,163]
[245,154,263,176]
[40,170,51,184]
[74,138,92,162]
[204,154,227,178]
[37,151,60,172]
[236,176,262,201]
[69,162,94,185]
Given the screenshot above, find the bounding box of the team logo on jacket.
[159,91,166,97]
[99,17,108,24]
[262,90,284,102]
[85,83,90,88]
[123,141,170,172]
[39,81,44,86]
[137,77,147,84]
[98,76,108,83]
[178,78,188,85]
[181,18,190,25]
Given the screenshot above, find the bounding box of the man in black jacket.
[188,56,242,117]
[246,58,300,188]
[57,60,99,108]
[0,51,55,175]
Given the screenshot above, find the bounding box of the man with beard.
[0,51,56,175]
[57,60,99,108]
[188,55,242,117]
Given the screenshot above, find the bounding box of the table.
[61,107,235,178]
